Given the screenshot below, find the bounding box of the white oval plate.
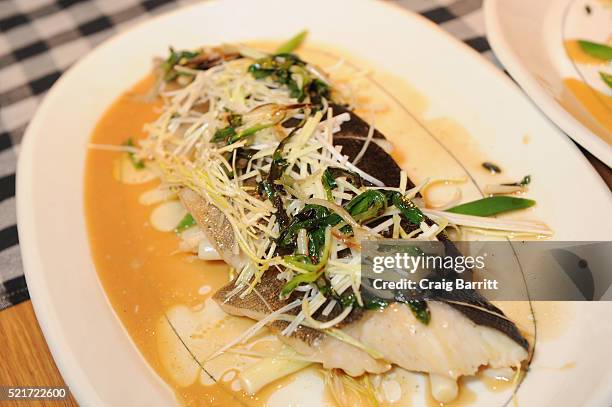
[484,0,612,167]
[17,0,612,406]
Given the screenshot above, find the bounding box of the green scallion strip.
[280,269,324,298]
[175,213,196,233]
[281,227,332,297]
[124,138,145,170]
[229,123,272,143]
[276,30,308,54]
[345,190,387,223]
[391,193,425,225]
[446,196,535,217]
[577,40,612,61]
[211,126,236,142]
[322,169,337,201]
[600,72,612,89]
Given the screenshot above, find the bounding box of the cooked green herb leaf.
[344,190,387,223]
[307,227,324,263]
[277,190,410,255]
[339,293,358,307]
[482,162,502,174]
[578,40,612,61]
[335,291,389,311]
[307,79,330,106]
[600,71,612,89]
[162,47,200,81]
[327,167,363,188]
[390,192,425,225]
[281,227,333,297]
[280,269,325,298]
[175,213,196,232]
[229,123,272,143]
[406,300,430,325]
[276,30,308,54]
[211,126,237,142]
[277,205,332,249]
[446,196,536,217]
[364,296,389,311]
[248,54,330,105]
[322,169,337,200]
[258,127,303,230]
[124,138,145,169]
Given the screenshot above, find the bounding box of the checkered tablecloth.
[0,0,505,310]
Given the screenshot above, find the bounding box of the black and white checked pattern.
[0,0,495,310]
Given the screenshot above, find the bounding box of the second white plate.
[485,0,612,167]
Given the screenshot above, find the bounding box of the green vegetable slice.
[577,40,612,61]
[391,192,425,225]
[406,300,430,325]
[276,30,308,54]
[276,205,331,249]
[446,196,535,217]
[281,227,332,298]
[344,190,387,223]
[124,138,145,169]
[162,48,200,81]
[248,54,330,104]
[322,169,337,200]
[211,126,236,142]
[280,269,325,298]
[600,71,612,89]
[229,123,273,143]
[175,213,196,232]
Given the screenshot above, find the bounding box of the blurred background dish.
[485,0,612,167]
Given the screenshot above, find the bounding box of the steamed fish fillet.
[216,283,527,378]
[180,104,530,379]
[356,302,527,378]
[225,307,392,377]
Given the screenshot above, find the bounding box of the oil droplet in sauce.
[476,369,514,393]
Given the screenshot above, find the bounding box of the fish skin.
[331,104,409,189]
[178,188,246,270]
[213,264,364,346]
